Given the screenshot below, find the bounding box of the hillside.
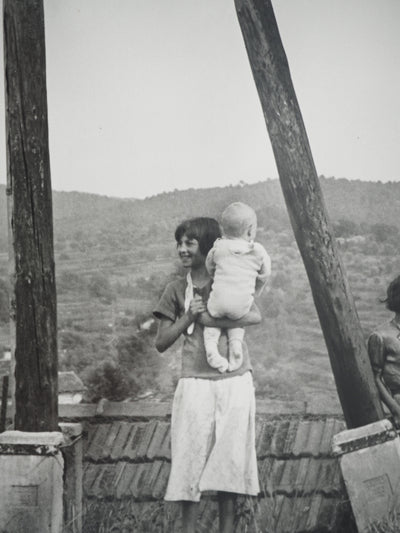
[2,177,400,247]
[0,177,399,402]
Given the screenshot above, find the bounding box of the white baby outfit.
[204,238,271,372]
[206,238,271,319]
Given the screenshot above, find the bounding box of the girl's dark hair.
[175,217,221,256]
[384,275,400,313]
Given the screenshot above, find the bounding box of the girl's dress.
[154,276,260,501]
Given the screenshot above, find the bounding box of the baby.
[204,202,271,372]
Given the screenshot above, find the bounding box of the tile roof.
[59,398,353,532]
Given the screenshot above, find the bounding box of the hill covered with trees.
[0,177,399,403]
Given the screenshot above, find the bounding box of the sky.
[0,0,399,199]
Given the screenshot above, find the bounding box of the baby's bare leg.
[227,327,245,372]
[204,327,228,373]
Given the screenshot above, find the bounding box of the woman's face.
[177,233,205,269]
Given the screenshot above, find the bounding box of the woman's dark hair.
[384,275,400,313]
[175,217,221,256]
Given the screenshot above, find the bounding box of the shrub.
[83,360,137,402]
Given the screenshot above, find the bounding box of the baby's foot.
[228,340,243,372]
[207,350,229,373]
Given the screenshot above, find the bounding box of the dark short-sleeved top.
[153,277,253,380]
[368,320,400,395]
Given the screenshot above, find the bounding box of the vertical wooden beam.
[235,0,383,427]
[3,0,58,430]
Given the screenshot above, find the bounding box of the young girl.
[368,275,400,426]
[154,217,261,533]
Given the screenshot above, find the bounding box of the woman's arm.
[198,303,261,329]
[155,294,206,352]
[155,315,192,352]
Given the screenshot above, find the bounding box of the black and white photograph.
[0,1,400,532]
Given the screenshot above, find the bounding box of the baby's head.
[220,202,257,241]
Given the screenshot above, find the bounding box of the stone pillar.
[0,431,64,532]
[333,419,400,532]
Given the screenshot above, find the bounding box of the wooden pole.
[3,0,58,431]
[235,0,383,428]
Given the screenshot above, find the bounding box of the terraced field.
[1,227,397,403]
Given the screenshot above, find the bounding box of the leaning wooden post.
[3,0,58,431]
[235,0,383,428]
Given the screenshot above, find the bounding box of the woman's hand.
[188,294,206,319]
[156,295,206,352]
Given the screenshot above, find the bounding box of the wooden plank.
[235,0,383,427]
[3,0,58,430]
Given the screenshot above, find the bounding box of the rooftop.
[58,396,354,533]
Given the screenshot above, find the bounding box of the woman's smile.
[177,235,205,268]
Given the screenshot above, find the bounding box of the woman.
[368,275,400,425]
[153,217,261,533]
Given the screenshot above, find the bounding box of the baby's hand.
[189,294,206,318]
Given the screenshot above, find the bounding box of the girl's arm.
[155,294,206,352]
[368,332,400,424]
[198,303,261,329]
[374,374,400,425]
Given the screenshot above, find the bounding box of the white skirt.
[165,371,260,502]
